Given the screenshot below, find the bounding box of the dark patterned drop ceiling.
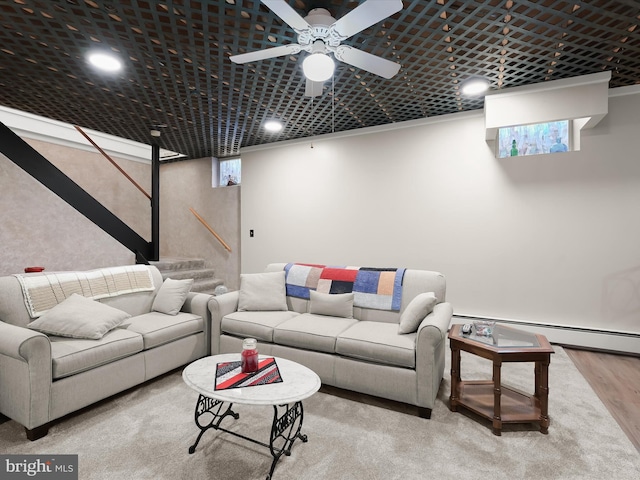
[0,0,638,161]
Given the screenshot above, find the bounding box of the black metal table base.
[188,394,308,480]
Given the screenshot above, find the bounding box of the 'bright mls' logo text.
[1,455,77,479]
[5,458,52,476]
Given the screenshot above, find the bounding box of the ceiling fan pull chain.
[311,96,315,140]
[332,75,335,134]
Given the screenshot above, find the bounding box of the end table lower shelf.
[453,381,543,425]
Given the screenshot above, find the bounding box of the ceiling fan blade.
[230,44,302,64]
[331,0,403,39]
[305,78,324,97]
[334,45,400,79]
[262,0,311,32]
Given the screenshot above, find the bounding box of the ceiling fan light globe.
[303,53,334,82]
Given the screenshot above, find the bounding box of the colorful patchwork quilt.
[284,263,405,311]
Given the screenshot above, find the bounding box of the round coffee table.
[183,354,321,480]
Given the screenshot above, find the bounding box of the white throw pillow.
[27,293,130,340]
[238,271,287,311]
[309,290,354,318]
[152,278,194,315]
[398,292,437,334]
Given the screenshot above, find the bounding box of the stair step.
[192,278,225,295]
[160,268,216,281]
[149,257,225,296]
[150,257,206,272]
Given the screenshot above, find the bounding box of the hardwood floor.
[565,347,640,453]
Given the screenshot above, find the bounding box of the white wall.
[241,89,640,350]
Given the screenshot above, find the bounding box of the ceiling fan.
[230,0,403,97]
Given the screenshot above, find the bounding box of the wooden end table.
[448,323,554,436]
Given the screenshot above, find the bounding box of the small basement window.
[497,120,571,158]
[212,157,241,187]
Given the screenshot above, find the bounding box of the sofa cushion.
[28,293,130,340]
[152,278,193,315]
[238,271,288,311]
[273,313,358,354]
[398,292,437,334]
[222,311,299,342]
[50,328,144,379]
[309,291,354,318]
[122,311,203,349]
[336,321,416,368]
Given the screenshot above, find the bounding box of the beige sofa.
[0,265,211,440]
[208,263,453,417]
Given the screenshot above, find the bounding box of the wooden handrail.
[74,125,152,200]
[189,207,232,253]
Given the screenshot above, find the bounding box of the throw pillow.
[398,292,437,334]
[152,278,194,315]
[309,290,354,318]
[238,271,287,311]
[27,293,130,340]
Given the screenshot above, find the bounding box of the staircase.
[149,258,224,295]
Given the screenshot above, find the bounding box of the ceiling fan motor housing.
[298,8,342,48]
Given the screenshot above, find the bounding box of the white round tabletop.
[182,354,321,406]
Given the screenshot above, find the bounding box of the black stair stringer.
[0,121,152,260]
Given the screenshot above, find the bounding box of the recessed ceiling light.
[461,77,490,96]
[87,52,122,72]
[264,120,283,132]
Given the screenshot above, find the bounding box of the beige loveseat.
[208,263,453,417]
[0,265,211,440]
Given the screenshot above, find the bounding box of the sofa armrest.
[415,302,453,408]
[417,302,453,341]
[182,292,213,355]
[0,321,53,430]
[208,291,239,354]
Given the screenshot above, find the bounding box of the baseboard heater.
[453,314,639,356]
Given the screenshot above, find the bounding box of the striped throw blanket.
[14,265,155,318]
[284,263,405,311]
[215,357,282,391]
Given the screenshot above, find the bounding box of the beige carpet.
[1,345,639,480]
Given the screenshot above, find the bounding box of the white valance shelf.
[484,71,612,151]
